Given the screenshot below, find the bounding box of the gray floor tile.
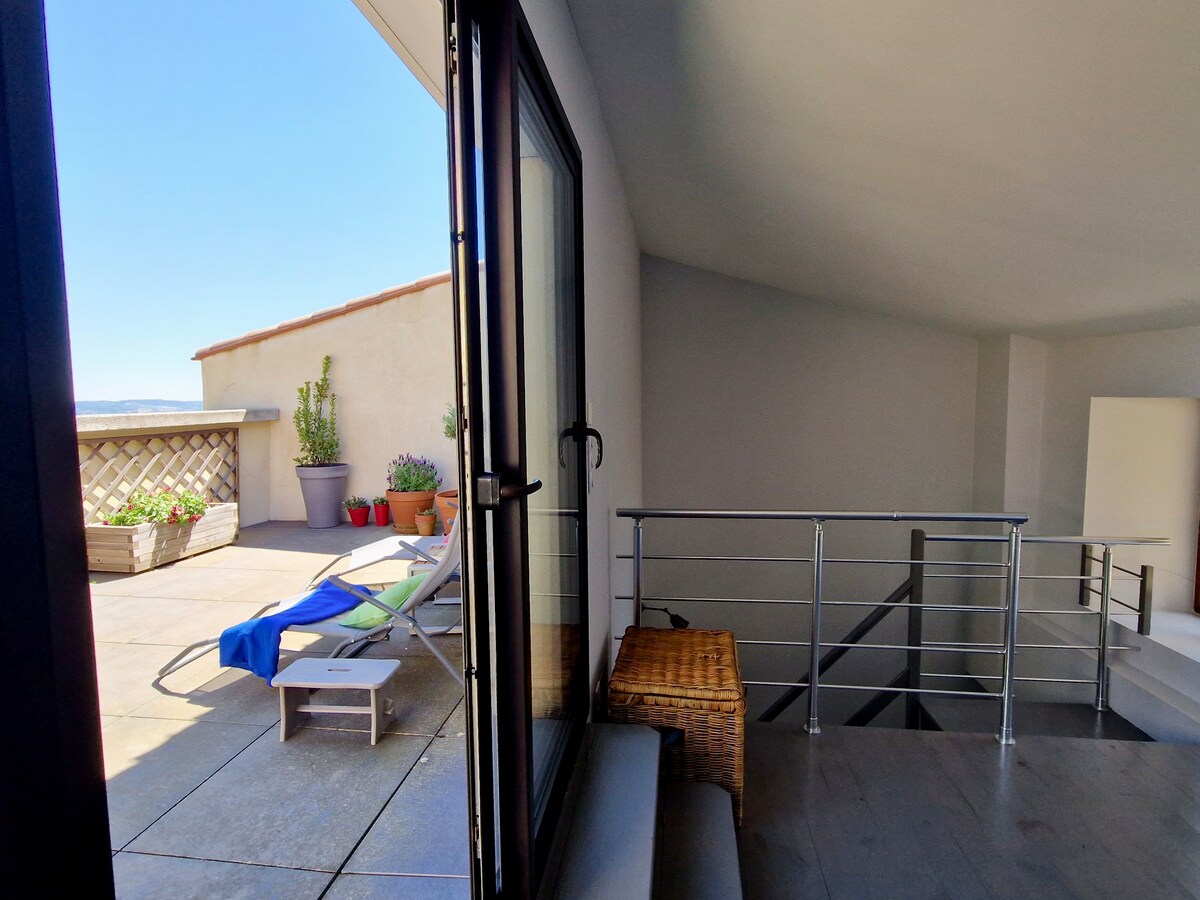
[343,733,470,877]
[113,851,332,899]
[93,595,256,645]
[439,700,466,738]
[128,566,305,602]
[96,641,218,716]
[128,727,431,871]
[324,873,470,899]
[168,544,334,572]
[90,567,183,597]
[128,663,285,727]
[104,716,267,848]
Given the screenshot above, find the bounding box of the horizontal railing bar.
[616,554,813,563]
[620,594,811,606]
[926,573,1005,580]
[1021,608,1098,615]
[744,680,999,699]
[918,672,1102,687]
[819,641,1004,655]
[822,600,1005,612]
[927,573,1139,581]
[819,683,1001,699]
[617,553,1009,568]
[926,533,1169,546]
[1088,555,1145,579]
[617,508,1028,524]
[823,557,1007,567]
[735,639,811,647]
[1022,643,1135,651]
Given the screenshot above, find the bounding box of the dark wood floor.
[739,723,1200,899]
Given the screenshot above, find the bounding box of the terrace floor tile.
[113,852,333,899]
[127,726,433,871]
[324,873,470,899]
[103,715,267,848]
[342,730,471,878]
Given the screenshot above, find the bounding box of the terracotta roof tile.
[193,271,452,360]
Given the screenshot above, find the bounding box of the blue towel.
[218,579,370,682]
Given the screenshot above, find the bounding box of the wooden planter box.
[86,502,239,574]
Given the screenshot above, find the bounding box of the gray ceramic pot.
[295,464,349,528]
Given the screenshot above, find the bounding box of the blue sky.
[45,1,450,400]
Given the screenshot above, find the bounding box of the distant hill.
[75,399,204,415]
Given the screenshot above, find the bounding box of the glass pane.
[517,70,582,830]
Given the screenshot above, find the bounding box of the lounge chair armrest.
[395,540,439,564]
[326,575,409,619]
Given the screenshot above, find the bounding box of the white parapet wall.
[76,408,278,527]
[195,273,458,525]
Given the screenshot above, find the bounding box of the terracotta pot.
[372,503,390,527]
[415,513,437,537]
[386,489,436,535]
[434,489,459,536]
[347,506,370,527]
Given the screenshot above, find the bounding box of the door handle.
[584,426,603,470]
[557,424,605,470]
[500,478,542,500]
[477,474,542,508]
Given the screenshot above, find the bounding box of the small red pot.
[372,503,390,526]
[348,507,370,527]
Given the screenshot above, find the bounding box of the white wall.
[1084,397,1200,613]
[639,255,979,720]
[523,0,644,689]
[200,280,458,525]
[1040,324,1200,535]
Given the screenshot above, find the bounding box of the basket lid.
[610,626,743,703]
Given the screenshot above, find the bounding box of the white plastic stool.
[273,657,401,745]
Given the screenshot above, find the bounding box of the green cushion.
[339,573,429,629]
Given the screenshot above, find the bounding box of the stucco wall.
[639,255,980,721]
[1040,325,1200,535]
[199,278,457,525]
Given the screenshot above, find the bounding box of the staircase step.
[921,697,1152,741]
[655,781,743,900]
[549,724,661,900]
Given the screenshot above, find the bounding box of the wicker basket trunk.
[608,626,745,822]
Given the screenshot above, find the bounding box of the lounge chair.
[154,513,464,690]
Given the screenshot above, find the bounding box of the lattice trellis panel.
[79,429,239,524]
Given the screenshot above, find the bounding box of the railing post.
[997,523,1022,745]
[1138,564,1153,636]
[1095,545,1114,710]
[806,521,824,735]
[905,529,925,728]
[633,516,644,627]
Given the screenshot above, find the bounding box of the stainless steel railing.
[615,508,1167,745]
[925,532,1166,713]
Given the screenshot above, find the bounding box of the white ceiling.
[567,1,1200,338]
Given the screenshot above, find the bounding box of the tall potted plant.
[386,454,441,535]
[293,355,348,528]
[434,402,460,535]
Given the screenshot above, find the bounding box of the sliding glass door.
[443,2,592,896]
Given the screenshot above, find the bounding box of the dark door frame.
[0,1,115,890]
[444,1,590,896]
